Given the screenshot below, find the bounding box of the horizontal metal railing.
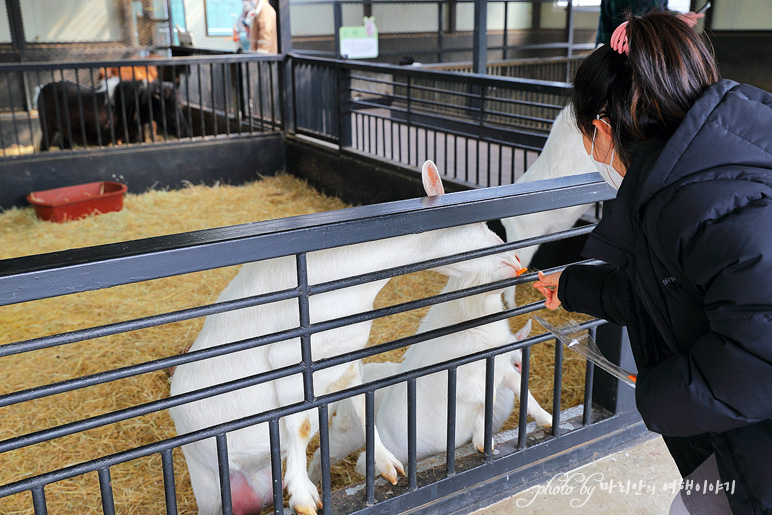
[291,54,571,187]
[0,54,283,157]
[0,174,632,514]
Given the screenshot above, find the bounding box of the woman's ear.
[592,118,613,139]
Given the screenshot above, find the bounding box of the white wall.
[21,0,122,42]
[0,1,10,43]
[712,0,772,30]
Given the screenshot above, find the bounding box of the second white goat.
[309,276,551,481]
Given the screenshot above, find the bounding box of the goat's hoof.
[293,505,318,515]
[289,480,321,515]
[380,467,399,485]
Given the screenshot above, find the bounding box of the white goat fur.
[501,106,596,307]
[308,277,551,482]
[168,161,522,515]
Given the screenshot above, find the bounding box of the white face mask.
[590,118,623,190]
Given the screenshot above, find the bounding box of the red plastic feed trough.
[27,181,128,223]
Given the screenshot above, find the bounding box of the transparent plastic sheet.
[532,315,637,388]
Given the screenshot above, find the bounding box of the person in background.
[233,0,278,54]
[596,0,704,45]
[249,0,278,54]
[534,11,772,515]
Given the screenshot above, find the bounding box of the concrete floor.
[470,434,682,515]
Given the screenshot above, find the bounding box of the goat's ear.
[421,160,444,196]
[513,319,532,341]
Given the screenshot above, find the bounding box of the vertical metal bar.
[518,346,531,449]
[98,467,116,515]
[31,486,47,515]
[269,63,277,130]
[35,70,49,152]
[438,2,444,63]
[318,404,332,514]
[453,134,458,178]
[130,67,144,143]
[444,132,448,176]
[216,434,233,515]
[148,67,158,142]
[464,135,469,182]
[511,146,516,183]
[102,67,117,146]
[472,0,488,74]
[552,336,564,435]
[583,327,597,426]
[446,366,457,477]
[89,70,103,147]
[223,64,231,137]
[171,64,179,140]
[210,63,218,137]
[503,1,509,60]
[407,378,418,490]
[245,62,254,135]
[381,117,386,158]
[483,357,495,462]
[565,0,575,59]
[257,62,265,131]
[197,65,205,137]
[296,253,314,402]
[333,0,343,57]
[269,420,283,515]
[6,71,21,151]
[161,449,178,515]
[23,72,36,152]
[59,69,76,151]
[235,62,244,134]
[406,76,412,166]
[365,390,376,505]
[498,143,503,185]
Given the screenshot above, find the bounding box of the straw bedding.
[0,175,588,514]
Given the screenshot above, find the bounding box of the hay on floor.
[0,176,589,514]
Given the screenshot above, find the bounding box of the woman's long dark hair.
[572,11,719,166]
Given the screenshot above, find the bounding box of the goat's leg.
[472,395,496,453]
[308,397,365,485]
[282,411,322,515]
[502,369,552,427]
[349,391,405,484]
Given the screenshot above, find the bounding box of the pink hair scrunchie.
[610,21,630,55]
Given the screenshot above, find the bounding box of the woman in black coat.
[534,12,772,515]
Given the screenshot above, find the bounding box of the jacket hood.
[637,79,772,210]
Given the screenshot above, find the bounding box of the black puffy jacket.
[558,80,772,514]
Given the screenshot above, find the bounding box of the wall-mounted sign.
[339,17,378,59]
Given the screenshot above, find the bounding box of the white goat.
[308,276,551,482]
[168,160,523,515]
[500,106,596,307]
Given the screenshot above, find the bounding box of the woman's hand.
[532,270,563,310]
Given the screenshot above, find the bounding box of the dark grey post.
[472,0,487,74]
[565,0,575,58]
[333,0,343,58]
[337,66,352,147]
[277,0,295,132]
[591,323,638,415]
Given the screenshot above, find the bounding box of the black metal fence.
[292,54,568,187]
[0,54,282,155]
[0,171,642,515]
[290,0,596,64]
[424,54,588,83]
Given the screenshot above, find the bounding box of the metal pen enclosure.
[0,51,646,514]
[0,171,642,515]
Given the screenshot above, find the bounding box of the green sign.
[339,17,379,59]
